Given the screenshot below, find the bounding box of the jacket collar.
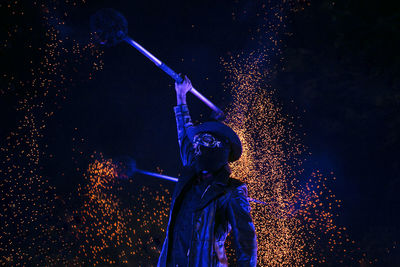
[174,165,230,198]
[173,165,231,211]
[209,164,231,185]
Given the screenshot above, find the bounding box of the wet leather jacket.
[157,105,257,266]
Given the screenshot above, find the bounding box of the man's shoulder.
[227,177,245,188]
[217,178,249,206]
[225,178,248,196]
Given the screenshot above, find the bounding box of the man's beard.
[192,146,230,174]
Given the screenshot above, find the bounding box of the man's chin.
[194,161,226,175]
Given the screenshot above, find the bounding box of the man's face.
[191,132,230,173]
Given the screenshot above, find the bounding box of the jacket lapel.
[172,165,231,212]
[195,166,231,211]
[195,183,226,211]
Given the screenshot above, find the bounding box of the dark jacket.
[157,105,257,267]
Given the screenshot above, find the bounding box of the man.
[157,76,257,267]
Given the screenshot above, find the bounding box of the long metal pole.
[136,169,178,182]
[124,37,224,117]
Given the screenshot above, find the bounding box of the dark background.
[1,0,399,265]
[274,1,400,263]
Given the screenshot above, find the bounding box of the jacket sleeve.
[173,104,195,167]
[227,184,257,267]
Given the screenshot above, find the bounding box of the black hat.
[187,121,242,162]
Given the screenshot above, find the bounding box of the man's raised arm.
[173,75,194,167]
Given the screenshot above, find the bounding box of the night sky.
[1,0,399,266]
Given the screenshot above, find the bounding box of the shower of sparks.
[0,0,103,265]
[71,152,170,265]
[223,1,352,266]
[223,42,351,267]
[1,0,172,265]
[224,53,308,265]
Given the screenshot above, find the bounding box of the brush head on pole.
[90,8,128,47]
[115,156,137,179]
